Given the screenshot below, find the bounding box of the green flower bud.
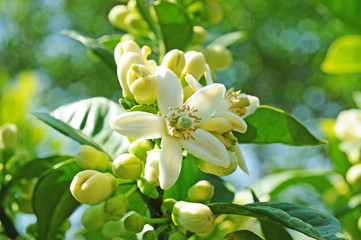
[346,163,361,192]
[182,51,206,81]
[102,220,124,239]
[142,230,158,240]
[161,198,177,217]
[108,5,129,30]
[171,201,215,234]
[205,45,232,70]
[144,149,160,186]
[104,194,129,221]
[168,231,187,240]
[205,1,223,24]
[187,180,214,203]
[114,40,142,64]
[0,123,18,155]
[161,50,185,77]
[75,145,109,171]
[191,26,207,45]
[81,202,107,231]
[112,153,142,179]
[124,13,147,34]
[137,178,159,199]
[127,65,157,105]
[70,170,117,204]
[127,0,138,13]
[124,212,145,233]
[198,151,237,176]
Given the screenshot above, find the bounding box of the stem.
[0,206,19,239]
[117,179,136,185]
[125,185,138,198]
[144,217,169,224]
[155,223,169,235]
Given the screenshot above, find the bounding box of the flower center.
[225,88,250,117]
[163,104,202,140]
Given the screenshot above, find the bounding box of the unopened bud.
[144,149,160,186]
[70,170,117,204]
[205,1,223,24]
[104,194,129,221]
[128,65,157,105]
[113,153,142,179]
[161,50,185,77]
[192,26,207,45]
[168,232,187,240]
[161,198,177,217]
[101,220,124,239]
[117,52,145,99]
[172,201,215,234]
[108,5,129,30]
[182,51,206,81]
[137,178,159,199]
[187,180,214,203]
[75,145,109,171]
[142,230,158,240]
[81,202,107,231]
[124,212,145,233]
[199,117,233,134]
[346,163,361,192]
[198,151,237,176]
[205,45,232,70]
[0,123,18,155]
[124,13,147,34]
[114,40,142,64]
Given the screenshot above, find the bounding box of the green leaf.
[34,97,129,159]
[234,105,326,146]
[208,31,247,48]
[321,35,361,74]
[209,202,347,240]
[225,230,264,240]
[154,1,193,51]
[98,34,123,50]
[63,30,116,70]
[260,220,293,240]
[33,161,80,240]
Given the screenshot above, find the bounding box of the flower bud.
[117,52,145,99]
[187,180,214,203]
[168,232,187,240]
[81,202,107,231]
[104,194,129,221]
[124,13,147,34]
[114,40,142,64]
[171,201,215,234]
[161,198,177,217]
[70,170,117,204]
[128,65,157,105]
[0,123,18,155]
[124,212,145,233]
[205,45,232,70]
[102,220,124,239]
[199,117,233,134]
[198,151,237,176]
[346,163,361,192]
[205,1,223,24]
[112,153,142,179]
[334,109,361,141]
[191,26,207,45]
[142,230,158,240]
[75,145,109,171]
[182,51,206,81]
[144,149,160,186]
[108,5,129,30]
[137,178,159,199]
[182,85,196,101]
[161,50,185,77]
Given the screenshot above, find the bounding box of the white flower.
[110,67,230,190]
[335,109,361,141]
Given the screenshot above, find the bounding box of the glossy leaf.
[234,105,325,146]
[33,161,80,240]
[34,97,129,159]
[154,1,193,51]
[225,230,263,240]
[321,35,361,74]
[260,220,293,240]
[208,31,247,48]
[63,30,116,70]
[209,202,347,240]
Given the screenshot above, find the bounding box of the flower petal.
[244,95,260,118]
[110,112,165,139]
[205,64,213,85]
[214,111,248,133]
[159,136,183,190]
[185,83,226,123]
[184,73,202,91]
[179,128,230,168]
[235,144,249,174]
[156,67,183,115]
